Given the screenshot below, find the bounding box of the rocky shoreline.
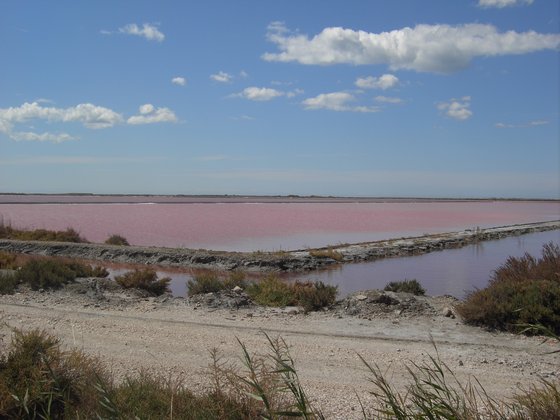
[0,220,558,272]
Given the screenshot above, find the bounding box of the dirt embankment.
[0,220,558,272]
[0,281,558,419]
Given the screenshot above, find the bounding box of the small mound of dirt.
[332,290,458,319]
[189,288,254,310]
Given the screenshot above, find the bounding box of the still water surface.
[108,230,559,299]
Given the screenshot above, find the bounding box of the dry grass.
[114,269,171,296]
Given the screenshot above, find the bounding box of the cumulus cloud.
[0,101,178,142]
[210,71,233,83]
[478,0,533,8]
[437,96,473,120]
[374,96,403,104]
[302,92,379,113]
[263,22,560,74]
[127,104,178,125]
[236,87,284,101]
[171,76,186,86]
[118,23,165,42]
[355,74,399,90]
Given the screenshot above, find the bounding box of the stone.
[442,307,455,318]
[355,294,368,301]
[232,286,243,293]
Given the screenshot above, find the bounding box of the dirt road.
[0,287,558,418]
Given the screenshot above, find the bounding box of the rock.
[355,294,368,301]
[442,307,455,318]
[232,286,243,293]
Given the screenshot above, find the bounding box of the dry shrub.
[384,279,426,296]
[104,234,130,246]
[0,271,19,295]
[0,219,87,243]
[187,273,224,296]
[292,281,338,312]
[0,252,18,270]
[115,269,171,296]
[0,329,108,418]
[457,243,560,334]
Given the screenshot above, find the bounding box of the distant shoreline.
[0,193,558,205]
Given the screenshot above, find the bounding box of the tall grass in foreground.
[0,328,558,419]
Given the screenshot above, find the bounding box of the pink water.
[0,200,558,251]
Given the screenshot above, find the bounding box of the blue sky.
[1,0,559,198]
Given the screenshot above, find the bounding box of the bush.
[246,276,337,312]
[187,273,225,296]
[246,275,296,307]
[0,271,19,295]
[223,270,248,290]
[17,259,77,290]
[292,281,338,312]
[115,269,171,296]
[384,279,426,296]
[0,329,108,418]
[104,234,130,246]
[0,220,88,243]
[0,252,18,269]
[16,258,108,290]
[457,243,560,334]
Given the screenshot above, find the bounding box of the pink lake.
[0,198,558,251]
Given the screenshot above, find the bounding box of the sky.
[1,0,559,198]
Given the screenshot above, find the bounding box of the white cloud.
[10,131,75,143]
[263,23,560,74]
[236,87,284,101]
[127,104,178,125]
[355,74,399,90]
[374,95,403,104]
[0,102,124,142]
[118,23,165,42]
[495,119,549,128]
[437,96,473,120]
[171,76,186,86]
[302,92,379,113]
[478,0,534,8]
[210,71,233,83]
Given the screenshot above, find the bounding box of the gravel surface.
[1,280,558,419]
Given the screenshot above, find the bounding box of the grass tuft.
[115,268,171,296]
[384,279,426,296]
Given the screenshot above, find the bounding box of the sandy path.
[1,292,558,419]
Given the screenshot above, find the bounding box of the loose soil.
[1,279,558,419]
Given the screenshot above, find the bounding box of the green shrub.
[457,243,560,334]
[15,258,108,290]
[104,234,130,246]
[17,259,77,290]
[0,271,19,295]
[292,281,338,312]
[246,275,296,307]
[384,279,426,296]
[115,269,171,296]
[187,273,225,296]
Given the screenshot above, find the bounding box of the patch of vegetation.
[0,271,19,295]
[0,329,108,418]
[115,269,171,296]
[457,242,560,334]
[187,273,225,296]
[104,234,130,246]
[0,220,87,243]
[17,259,93,290]
[309,247,344,261]
[384,279,426,296]
[0,252,18,269]
[246,276,337,312]
[1,329,557,419]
